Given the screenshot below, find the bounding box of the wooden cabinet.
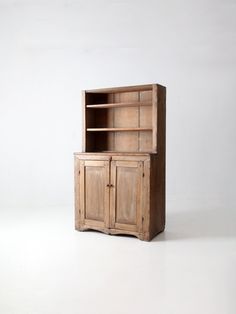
[75,154,164,241]
[74,84,166,241]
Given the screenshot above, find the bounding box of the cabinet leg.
[138,233,151,241]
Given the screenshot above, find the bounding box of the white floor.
[0,207,235,314]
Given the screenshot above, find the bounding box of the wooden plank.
[142,159,151,240]
[86,101,151,108]
[137,161,143,233]
[110,160,116,229]
[84,219,106,228]
[152,84,158,152]
[113,222,137,232]
[79,160,85,225]
[76,154,111,160]
[74,156,80,230]
[111,155,150,161]
[104,160,110,228]
[87,128,152,132]
[82,91,86,152]
[74,152,151,157]
[114,161,141,167]
[108,228,141,239]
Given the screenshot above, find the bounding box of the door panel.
[79,160,109,228]
[85,166,105,221]
[116,165,138,225]
[110,160,143,232]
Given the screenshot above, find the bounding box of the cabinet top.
[84,83,166,94]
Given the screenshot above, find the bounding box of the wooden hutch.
[74,84,166,241]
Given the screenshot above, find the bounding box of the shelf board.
[86,101,152,109]
[87,128,152,132]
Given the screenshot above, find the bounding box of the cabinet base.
[75,226,164,241]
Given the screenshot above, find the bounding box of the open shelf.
[87,128,152,132]
[86,101,152,109]
[83,85,159,152]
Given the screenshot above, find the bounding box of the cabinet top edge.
[74,152,157,156]
[83,84,166,93]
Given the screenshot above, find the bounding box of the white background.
[0,1,235,314]
[0,0,235,210]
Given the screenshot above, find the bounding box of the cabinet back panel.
[139,131,152,151]
[114,131,139,152]
[114,107,139,127]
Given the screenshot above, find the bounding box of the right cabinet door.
[110,160,143,233]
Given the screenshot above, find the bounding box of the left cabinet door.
[77,159,110,230]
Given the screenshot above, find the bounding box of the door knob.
[106,184,114,187]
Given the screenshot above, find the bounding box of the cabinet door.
[110,160,143,232]
[79,160,110,229]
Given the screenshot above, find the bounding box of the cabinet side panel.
[149,155,163,239]
[158,86,166,230]
[82,91,86,152]
[84,92,95,152]
[74,156,80,230]
[149,86,166,239]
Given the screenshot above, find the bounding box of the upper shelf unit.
[82,84,166,153]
